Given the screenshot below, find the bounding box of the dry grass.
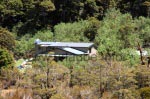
[0,88,33,99]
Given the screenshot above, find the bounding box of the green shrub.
[0,48,14,69]
[15,29,53,57]
[0,27,15,51]
[120,48,140,66]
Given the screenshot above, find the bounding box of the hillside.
[0,0,150,99]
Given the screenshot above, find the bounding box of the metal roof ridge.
[39,41,94,43]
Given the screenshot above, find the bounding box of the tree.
[117,0,150,17]
[135,17,150,47]
[84,17,100,41]
[53,0,108,23]
[0,27,15,51]
[54,20,90,42]
[0,0,23,27]
[0,0,55,34]
[95,9,141,64]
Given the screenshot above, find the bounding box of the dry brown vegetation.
[0,57,150,99]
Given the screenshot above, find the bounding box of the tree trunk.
[138,43,145,65]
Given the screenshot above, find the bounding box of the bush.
[0,27,15,51]
[0,48,14,69]
[139,87,150,99]
[120,48,140,66]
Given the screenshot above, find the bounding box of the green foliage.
[54,18,100,42]
[54,20,90,42]
[0,0,23,16]
[95,9,141,60]
[120,48,140,66]
[0,27,15,51]
[145,49,150,56]
[15,29,53,57]
[135,17,150,46]
[39,0,55,12]
[15,34,32,56]
[53,0,103,22]
[84,0,100,17]
[1,1,150,99]
[139,87,150,99]
[0,48,14,69]
[117,0,150,16]
[84,17,100,41]
[33,29,53,41]
[0,0,55,33]
[0,0,150,34]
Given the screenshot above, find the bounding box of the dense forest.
[0,0,150,99]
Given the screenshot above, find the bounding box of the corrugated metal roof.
[38,42,94,47]
[61,47,86,55]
